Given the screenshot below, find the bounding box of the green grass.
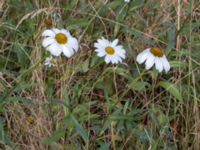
[0,0,200,149]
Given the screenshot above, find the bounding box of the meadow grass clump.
[0,0,200,149]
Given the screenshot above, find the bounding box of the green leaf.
[166,28,176,54]
[110,115,134,120]
[100,118,111,135]
[70,115,89,142]
[0,117,14,148]
[13,44,30,69]
[158,81,183,102]
[114,4,127,36]
[149,104,169,129]
[79,59,89,73]
[108,0,122,9]
[66,18,89,30]
[128,81,147,91]
[170,61,187,68]
[124,28,155,45]
[14,83,32,92]
[97,142,111,150]
[43,129,65,145]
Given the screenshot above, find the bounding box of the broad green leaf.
[149,104,169,128]
[158,81,183,102]
[114,4,127,36]
[128,81,147,91]
[14,83,32,92]
[13,44,30,69]
[0,117,14,148]
[108,0,122,9]
[70,115,89,142]
[79,59,89,73]
[170,61,187,68]
[66,18,89,30]
[43,129,65,145]
[100,118,111,135]
[124,28,155,45]
[166,28,175,54]
[97,142,111,150]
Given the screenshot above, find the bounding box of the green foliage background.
[0,0,200,149]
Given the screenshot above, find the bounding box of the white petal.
[52,28,60,34]
[62,45,74,58]
[136,49,150,64]
[110,56,116,64]
[60,29,68,33]
[68,37,79,52]
[105,55,111,64]
[96,50,106,57]
[61,29,71,37]
[97,38,109,46]
[155,57,163,72]
[42,37,55,47]
[162,56,170,72]
[46,44,62,56]
[42,30,55,37]
[44,61,49,65]
[111,39,119,47]
[44,57,52,64]
[111,55,122,64]
[115,48,126,59]
[124,0,130,3]
[94,43,99,48]
[145,53,155,70]
[116,45,124,52]
[118,53,126,59]
[94,43,105,50]
[111,58,117,64]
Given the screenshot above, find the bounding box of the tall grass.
[0,0,200,149]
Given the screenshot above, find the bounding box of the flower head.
[136,47,170,72]
[94,37,126,64]
[124,0,130,3]
[42,28,79,57]
[44,56,56,67]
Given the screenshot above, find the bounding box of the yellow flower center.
[150,47,164,57]
[26,117,34,124]
[105,46,115,55]
[55,33,67,44]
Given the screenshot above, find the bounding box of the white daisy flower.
[42,28,79,58]
[136,47,170,73]
[94,37,126,64]
[124,0,130,3]
[44,56,56,67]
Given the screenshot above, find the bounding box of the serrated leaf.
[158,81,183,102]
